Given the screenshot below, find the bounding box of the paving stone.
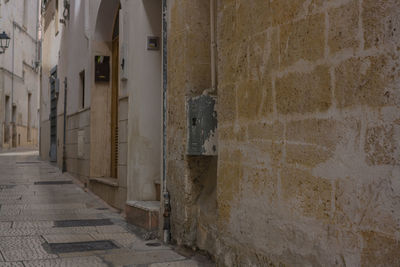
[90,232,139,247]
[0,222,11,230]
[0,211,103,221]
[42,234,94,243]
[12,221,54,229]
[1,203,87,211]
[0,151,208,266]
[0,225,129,237]
[19,208,101,216]
[0,262,25,267]
[23,256,107,267]
[101,250,186,266]
[149,260,200,267]
[0,236,57,261]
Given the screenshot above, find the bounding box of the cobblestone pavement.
[0,150,212,267]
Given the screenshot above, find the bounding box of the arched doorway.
[89,0,125,210]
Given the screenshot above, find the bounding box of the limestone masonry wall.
[167,0,400,265]
[167,0,215,248]
[215,0,400,265]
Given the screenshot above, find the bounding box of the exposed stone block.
[286,119,342,151]
[218,85,236,123]
[270,0,307,26]
[247,121,283,141]
[363,0,400,49]
[365,123,400,166]
[219,125,247,143]
[217,161,243,226]
[218,39,249,87]
[237,0,271,36]
[286,143,333,167]
[281,167,332,220]
[237,79,264,119]
[276,65,331,114]
[328,0,360,53]
[279,14,325,67]
[361,231,400,266]
[335,54,400,108]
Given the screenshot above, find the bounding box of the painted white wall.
[125,0,162,201]
[41,0,163,202]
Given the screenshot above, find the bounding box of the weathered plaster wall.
[215,0,400,266]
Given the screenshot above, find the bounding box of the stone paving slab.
[0,222,11,229]
[23,256,107,267]
[0,236,57,261]
[89,232,139,247]
[0,225,130,237]
[0,203,88,211]
[0,151,212,266]
[100,250,186,266]
[0,214,102,222]
[42,234,95,243]
[149,260,201,267]
[0,262,25,267]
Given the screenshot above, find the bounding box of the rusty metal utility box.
[187,95,217,156]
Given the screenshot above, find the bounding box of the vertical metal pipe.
[162,0,171,244]
[11,23,14,118]
[62,78,67,172]
[210,0,216,92]
[36,0,39,59]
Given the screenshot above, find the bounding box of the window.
[79,70,85,109]
[27,93,31,142]
[4,96,10,143]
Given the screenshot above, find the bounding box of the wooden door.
[111,37,119,178]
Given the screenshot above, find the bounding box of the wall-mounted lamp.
[60,0,70,25]
[0,31,11,54]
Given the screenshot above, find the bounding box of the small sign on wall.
[94,56,110,82]
[147,36,160,50]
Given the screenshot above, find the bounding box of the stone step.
[125,201,160,231]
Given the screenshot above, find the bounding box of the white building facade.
[40,0,163,230]
[0,0,41,149]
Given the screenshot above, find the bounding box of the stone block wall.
[167,0,400,265]
[118,98,128,190]
[167,0,218,254]
[65,109,91,183]
[216,0,400,266]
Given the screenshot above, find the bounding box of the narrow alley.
[1,0,399,265]
[0,150,207,266]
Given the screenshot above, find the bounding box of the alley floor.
[0,150,210,267]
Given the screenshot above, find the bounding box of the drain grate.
[46,240,119,253]
[0,185,16,190]
[34,181,73,185]
[54,219,114,228]
[146,242,161,247]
